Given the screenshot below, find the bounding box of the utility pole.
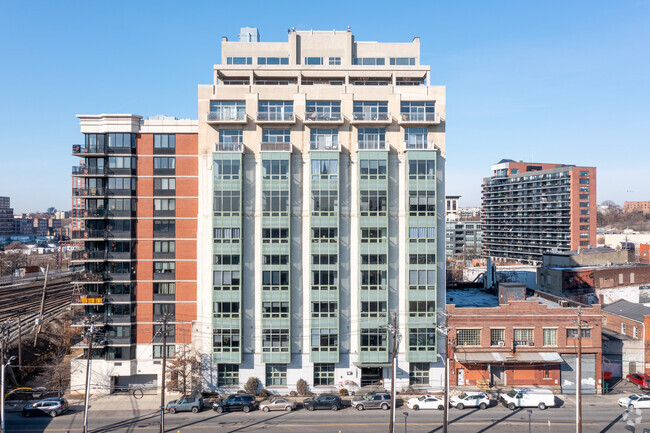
[388,312,398,433]
[82,319,96,433]
[16,310,25,385]
[160,315,168,433]
[1,355,16,433]
[33,264,49,346]
[576,307,583,433]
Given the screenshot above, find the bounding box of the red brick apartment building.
[601,300,650,376]
[624,201,650,214]
[70,114,198,392]
[482,160,597,265]
[447,284,602,394]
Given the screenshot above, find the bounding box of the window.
[105,133,136,149]
[580,210,589,215]
[409,191,436,216]
[213,302,240,318]
[311,190,338,214]
[154,241,175,254]
[153,157,175,170]
[154,199,175,211]
[257,57,289,65]
[266,364,287,386]
[263,228,289,243]
[311,328,338,351]
[603,316,607,325]
[567,328,591,338]
[580,225,589,231]
[262,329,290,352]
[153,303,175,317]
[357,127,386,149]
[634,326,639,338]
[312,254,337,265]
[213,227,241,243]
[408,159,436,178]
[214,159,241,179]
[314,363,335,386]
[580,186,589,192]
[107,156,135,169]
[580,178,590,184]
[258,102,293,121]
[328,57,341,65]
[361,270,387,289]
[359,159,387,179]
[310,129,339,151]
[457,329,480,346]
[213,329,240,352]
[404,128,428,149]
[631,273,636,284]
[153,324,174,337]
[390,57,415,65]
[362,254,387,264]
[361,228,386,243]
[212,270,241,288]
[513,328,533,346]
[354,101,388,119]
[153,282,175,294]
[107,325,131,338]
[353,57,385,65]
[361,301,388,317]
[262,157,290,178]
[262,302,289,318]
[226,57,252,65]
[214,254,241,265]
[311,270,337,288]
[580,194,589,200]
[153,345,175,358]
[409,254,436,265]
[408,301,436,317]
[580,202,589,207]
[490,329,505,346]
[311,302,338,318]
[154,178,175,191]
[217,364,239,387]
[401,101,436,122]
[360,191,387,215]
[154,220,175,236]
[409,363,430,385]
[107,198,134,211]
[154,134,175,149]
[543,364,552,379]
[304,57,323,65]
[408,328,436,351]
[262,270,290,289]
[360,328,387,351]
[263,255,289,265]
[622,322,626,334]
[580,217,590,223]
[409,227,436,243]
[543,329,557,346]
[107,177,136,191]
[153,261,175,274]
[580,171,590,177]
[213,191,240,215]
[305,101,341,121]
[408,269,436,290]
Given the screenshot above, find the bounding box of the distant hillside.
[598,206,650,231]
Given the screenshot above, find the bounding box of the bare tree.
[166,346,201,395]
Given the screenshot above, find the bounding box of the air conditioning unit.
[528,341,535,346]
[498,341,505,346]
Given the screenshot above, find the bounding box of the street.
[2,393,647,433]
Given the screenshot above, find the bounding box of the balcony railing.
[83,208,107,218]
[206,108,247,123]
[404,141,437,151]
[256,112,295,122]
[72,187,107,197]
[73,144,107,154]
[351,112,391,123]
[358,140,388,151]
[399,112,440,123]
[309,141,340,151]
[215,142,243,152]
[304,112,343,123]
[260,141,292,152]
[72,165,107,175]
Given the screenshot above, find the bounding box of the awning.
[353,362,392,368]
[454,351,563,364]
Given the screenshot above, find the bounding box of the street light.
[1,356,16,433]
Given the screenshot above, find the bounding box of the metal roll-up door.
[114,374,157,392]
[561,354,596,395]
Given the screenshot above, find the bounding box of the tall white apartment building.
[196,28,446,392]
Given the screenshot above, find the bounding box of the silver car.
[259,397,297,412]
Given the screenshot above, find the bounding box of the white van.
[501,388,556,410]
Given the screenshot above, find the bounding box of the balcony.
[358,140,388,151]
[215,142,244,153]
[256,111,296,124]
[260,141,292,152]
[71,294,105,306]
[351,112,391,125]
[404,141,437,151]
[72,187,107,197]
[83,208,107,218]
[398,112,440,125]
[72,165,107,176]
[309,141,340,152]
[73,144,106,155]
[206,108,247,124]
[304,111,344,125]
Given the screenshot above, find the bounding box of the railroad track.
[0,276,75,344]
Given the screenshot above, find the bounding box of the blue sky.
[0,0,648,212]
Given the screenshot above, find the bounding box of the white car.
[619,394,650,409]
[450,392,490,410]
[406,395,445,410]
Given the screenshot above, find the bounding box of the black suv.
[303,394,343,411]
[213,394,258,413]
[352,393,391,411]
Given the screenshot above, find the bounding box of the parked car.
[450,392,490,410]
[618,394,646,408]
[406,395,445,410]
[351,393,391,411]
[303,394,343,411]
[213,394,257,413]
[501,388,555,410]
[22,398,69,418]
[259,397,297,412]
[166,395,203,414]
[627,374,650,390]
